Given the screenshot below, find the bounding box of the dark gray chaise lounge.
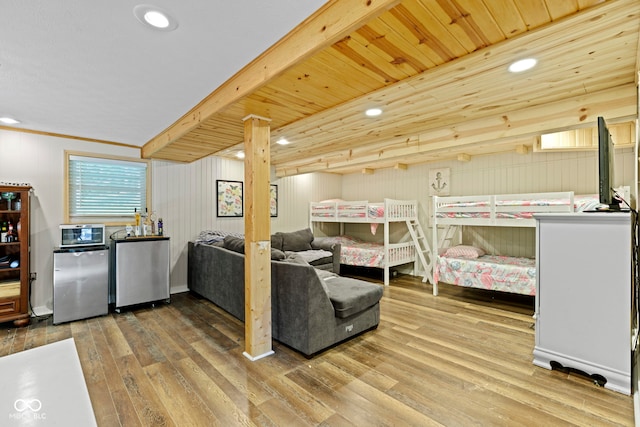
[188,233,383,357]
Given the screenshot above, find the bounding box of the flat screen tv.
[597,116,620,210]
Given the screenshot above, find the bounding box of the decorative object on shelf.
[270,184,278,217]
[216,180,243,217]
[1,192,16,210]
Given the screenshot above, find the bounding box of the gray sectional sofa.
[187,229,383,356]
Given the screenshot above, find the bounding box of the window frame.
[64,150,151,226]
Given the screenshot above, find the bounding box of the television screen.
[597,116,619,209]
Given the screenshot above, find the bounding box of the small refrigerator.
[53,245,109,324]
[110,237,170,310]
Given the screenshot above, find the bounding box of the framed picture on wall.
[270,184,278,217]
[216,180,243,217]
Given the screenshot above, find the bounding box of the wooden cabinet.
[534,212,633,395]
[0,185,31,327]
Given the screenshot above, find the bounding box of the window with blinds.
[66,153,149,223]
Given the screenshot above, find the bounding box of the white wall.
[0,130,140,314]
[341,147,636,258]
[152,157,343,292]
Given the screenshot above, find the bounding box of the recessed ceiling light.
[133,5,178,31]
[508,58,537,73]
[236,151,245,159]
[0,117,20,125]
[365,108,382,117]
[276,138,290,145]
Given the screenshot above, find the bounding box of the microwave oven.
[60,224,106,248]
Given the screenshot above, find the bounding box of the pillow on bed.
[277,228,314,252]
[443,245,485,259]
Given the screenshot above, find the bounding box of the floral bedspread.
[434,254,536,295]
[435,195,600,219]
[321,235,384,267]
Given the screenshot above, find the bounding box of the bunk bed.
[310,198,428,286]
[432,191,600,296]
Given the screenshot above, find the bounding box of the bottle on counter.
[0,221,7,243]
[134,208,141,236]
[158,218,163,236]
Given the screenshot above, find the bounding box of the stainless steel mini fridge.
[53,245,109,324]
[110,237,170,310]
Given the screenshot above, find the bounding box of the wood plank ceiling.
[142,0,639,177]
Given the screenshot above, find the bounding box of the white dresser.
[534,212,635,395]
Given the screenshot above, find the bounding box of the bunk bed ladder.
[406,219,433,284]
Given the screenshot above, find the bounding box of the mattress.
[434,254,536,295]
[322,236,385,267]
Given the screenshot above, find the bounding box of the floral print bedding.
[434,254,536,295]
[435,195,600,220]
[321,235,385,267]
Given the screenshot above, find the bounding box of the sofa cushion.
[277,228,314,252]
[282,252,309,265]
[271,234,284,251]
[323,277,383,319]
[223,235,245,253]
[224,235,286,260]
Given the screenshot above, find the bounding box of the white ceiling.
[0,0,327,146]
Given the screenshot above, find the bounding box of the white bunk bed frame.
[432,191,576,295]
[310,198,430,286]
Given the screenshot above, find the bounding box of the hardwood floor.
[0,275,634,426]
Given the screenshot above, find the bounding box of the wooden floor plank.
[0,275,633,426]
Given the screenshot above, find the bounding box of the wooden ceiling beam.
[141,0,401,159]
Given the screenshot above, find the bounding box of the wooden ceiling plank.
[417,0,484,53]
[375,11,440,67]
[355,23,427,75]
[270,0,638,156]
[300,54,379,96]
[142,0,402,158]
[513,0,552,29]
[445,0,506,45]
[366,14,436,70]
[401,0,471,57]
[388,3,457,64]
[481,0,529,38]
[331,35,402,84]
[545,0,580,20]
[274,84,636,173]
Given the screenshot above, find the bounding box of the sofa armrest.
[312,240,341,274]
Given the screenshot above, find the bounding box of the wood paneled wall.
[342,147,636,258]
[151,157,343,291]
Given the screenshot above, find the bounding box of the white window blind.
[68,155,147,218]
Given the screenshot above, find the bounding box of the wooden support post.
[242,114,274,361]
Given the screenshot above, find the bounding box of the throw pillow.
[278,228,314,252]
[224,236,285,260]
[223,236,245,254]
[443,245,485,259]
[271,234,284,251]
